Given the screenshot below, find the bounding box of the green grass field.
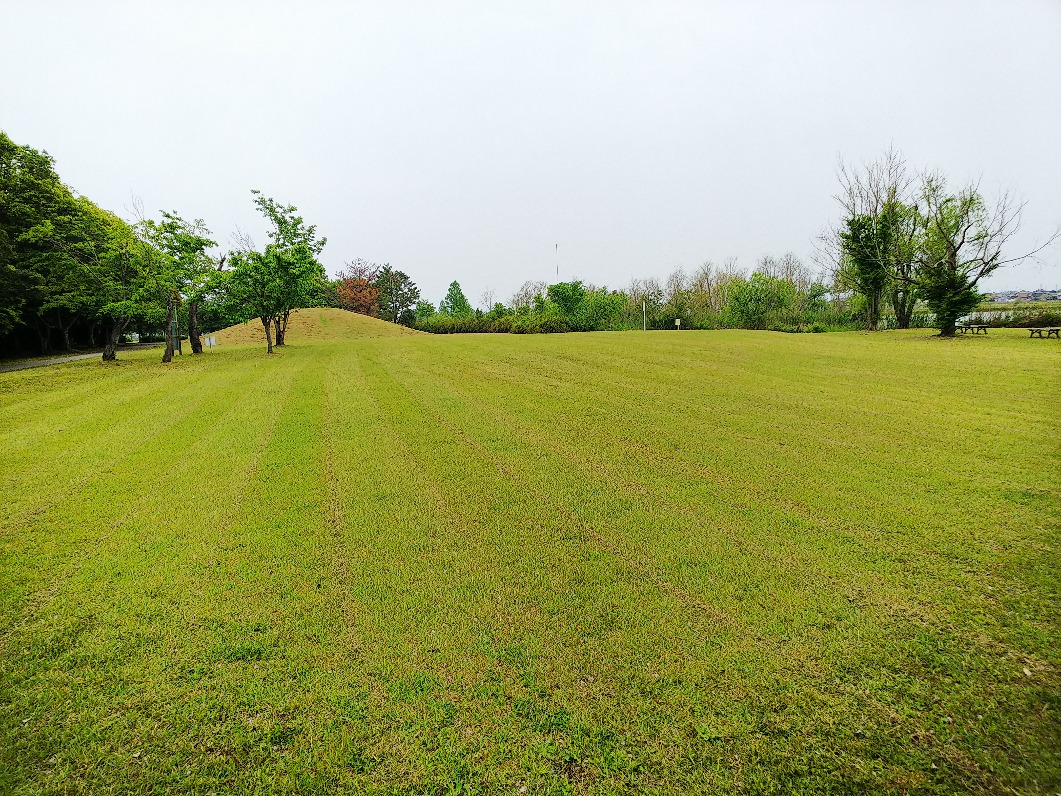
[2,311,1058,794]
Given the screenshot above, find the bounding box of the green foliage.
[569,287,626,332]
[418,280,623,335]
[417,268,857,336]
[373,265,420,325]
[722,274,798,330]
[414,299,435,322]
[416,315,489,334]
[832,153,1031,337]
[967,305,1061,328]
[840,214,892,329]
[438,280,473,318]
[415,312,571,334]
[219,250,282,331]
[251,192,328,317]
[836,200,921,331]
[0,131,64,336]
[197,295,255,331]
[136,211,216,300]
[251,191,326,257]
[916,264,981,334]
[485,302,511,321]
[221,192,328,351]
[546,280,585,317]
[0,130,179,356]
[915,179,1004,336]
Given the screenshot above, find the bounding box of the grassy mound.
[212,307,420,346]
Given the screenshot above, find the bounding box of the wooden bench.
[1028,327,1060,339]
[957,324,988,334]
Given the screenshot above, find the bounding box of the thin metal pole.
[643,301,646,331]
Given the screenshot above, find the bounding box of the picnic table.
[1028,327,1060,339]
[956,324,988,334]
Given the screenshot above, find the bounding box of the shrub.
[968,307,1061,328]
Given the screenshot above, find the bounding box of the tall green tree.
[830,148,920,329]
[137,211,216,361]
[722,273,799,330]
[840,214,891,331]
[250,191,327,345]
[438,280,473,317]
[0,132,55,340]
[373,265,420,325]
[1,131,172,359]
[220,246,283,353]
[23,196,103,353]
[222,192,327,352]
[22,192,165,361]
[885,202,920,330]
[546,281,586,319]
[914,177,1017,337]
[0,132,106,351]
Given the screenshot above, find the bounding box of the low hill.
[211,307,421,345]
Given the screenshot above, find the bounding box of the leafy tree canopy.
[438,280,473,317]
[373,265,420,325]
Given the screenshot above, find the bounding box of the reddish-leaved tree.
[335,259,381,316]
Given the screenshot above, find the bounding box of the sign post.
[675,318,681,330]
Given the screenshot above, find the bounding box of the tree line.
[408,257,852,335]
[405,150,1052,337]
[0,131,331,359]
[339,150,1054,338]
[4,131,1051,358]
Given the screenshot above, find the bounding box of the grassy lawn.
[1,314,1058,794]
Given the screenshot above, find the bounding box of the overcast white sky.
[2,1,1059,303]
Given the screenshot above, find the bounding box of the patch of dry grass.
[212,307,422,346]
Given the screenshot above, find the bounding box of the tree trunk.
[60,310,79,352]
[55,308,68,352]
[866,289,881,331]
[938,315,957,337]
[277,309,290,346]
[273,315,284,347]
[162,301,176,363]
[262,317,274,354]
[102,319,127,361]
[891,284,916,329]
[34,321,51,355]
[188,301,203,354]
